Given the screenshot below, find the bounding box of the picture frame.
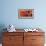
[18,9,34,19]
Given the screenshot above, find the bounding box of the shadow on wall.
[0,24,7,43]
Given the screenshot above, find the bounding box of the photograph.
[18,9,34,19]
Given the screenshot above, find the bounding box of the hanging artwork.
[18,9,34,19]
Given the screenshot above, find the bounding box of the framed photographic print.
[18,9,34,19]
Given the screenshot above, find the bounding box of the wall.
[0,0,46,43]
[0,0,46,29]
